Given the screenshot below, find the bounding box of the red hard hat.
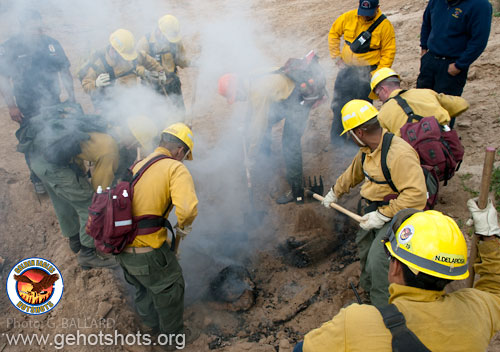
[218,73,238,104]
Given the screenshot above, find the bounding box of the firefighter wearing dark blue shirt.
[0,10,75,194]
[417,0,492,104]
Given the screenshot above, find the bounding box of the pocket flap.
[126,264,149,276]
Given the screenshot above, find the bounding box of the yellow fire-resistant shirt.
[81,50,163,97]
[246,71,295,158]
[137,32,189,74]
[303,239,500,352]
[128,147,198,248]
[76,132,119,191]
[333,130,427,218]
[378,89,470,136]
[328,8,396,69]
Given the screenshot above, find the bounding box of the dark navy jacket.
[420,0,492,70]
[0,34,70,118]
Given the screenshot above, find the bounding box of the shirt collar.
[388,283,445,303]
[388,88,404,99]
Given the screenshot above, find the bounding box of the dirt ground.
[0,0,500,351]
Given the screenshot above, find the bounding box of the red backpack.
[277,50,327,108]
[86,155,175,254]
[391,91,464,185]
[361,133,439,210]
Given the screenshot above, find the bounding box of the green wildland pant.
[116,242,185,334]
[356,221,392,307]
[265,88,312,193]
[29,151,95,248]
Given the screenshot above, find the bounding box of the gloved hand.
[322,189,338,209]
[158,71,167,86]
[174,223,192,240]
[8,106,23,123]
[360,211,391,231]
[95,73,110,88]
[467,198,500,237]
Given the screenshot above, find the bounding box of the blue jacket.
[420,0,492,70]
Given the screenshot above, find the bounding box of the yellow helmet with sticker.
[340,99,378,136]
[158,15,182,43]
[384,210,469,280]
[162,122,194,160]
[369,67,400,100]
[109,29,138,61]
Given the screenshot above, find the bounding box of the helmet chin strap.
[180,149,190,162]
[349,130,366,147]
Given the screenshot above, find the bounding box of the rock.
[209,265,256,311]
[457,120,472,128]
[279,339,292,352]
[239,341,256,350]
[96,302,113,319]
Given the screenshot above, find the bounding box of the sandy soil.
[0,0,499,351]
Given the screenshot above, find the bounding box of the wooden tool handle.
[466,147,497,288]
[310,192,363,223]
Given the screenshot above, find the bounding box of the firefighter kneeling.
[295,201,500,351]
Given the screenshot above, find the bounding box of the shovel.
[305,189,363,223]
[465,146,496,288]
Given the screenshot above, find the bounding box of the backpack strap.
[130,154,172,185]
[390,91,425,123]
[367,14,387,34]
[376,304,432,352]
[361,133,399,193]
[132,154,177,251]
[97,51,116,81]
[380,133,398,193]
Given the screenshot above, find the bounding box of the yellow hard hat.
[162,122,194,160]
[158,15,181,43]
[385,210,469,281]
[369,67,400,100]
[126,116,159,153]
[109,29,138,61]
[340,99,378,136]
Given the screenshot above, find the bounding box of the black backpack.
[361,133,439,210]
[277,50,327,107]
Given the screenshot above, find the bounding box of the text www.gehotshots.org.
[1,330,186,350]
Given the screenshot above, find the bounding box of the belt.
[123,246,155,254]
[429,52,456,61]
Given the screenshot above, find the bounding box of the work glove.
[8,106,23,123]
[158,71,167,86]
[95,73,111,88]
[467,198,500,237]
[322,189,338,209]
[174,223,192,240]
[360,211,391,231]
